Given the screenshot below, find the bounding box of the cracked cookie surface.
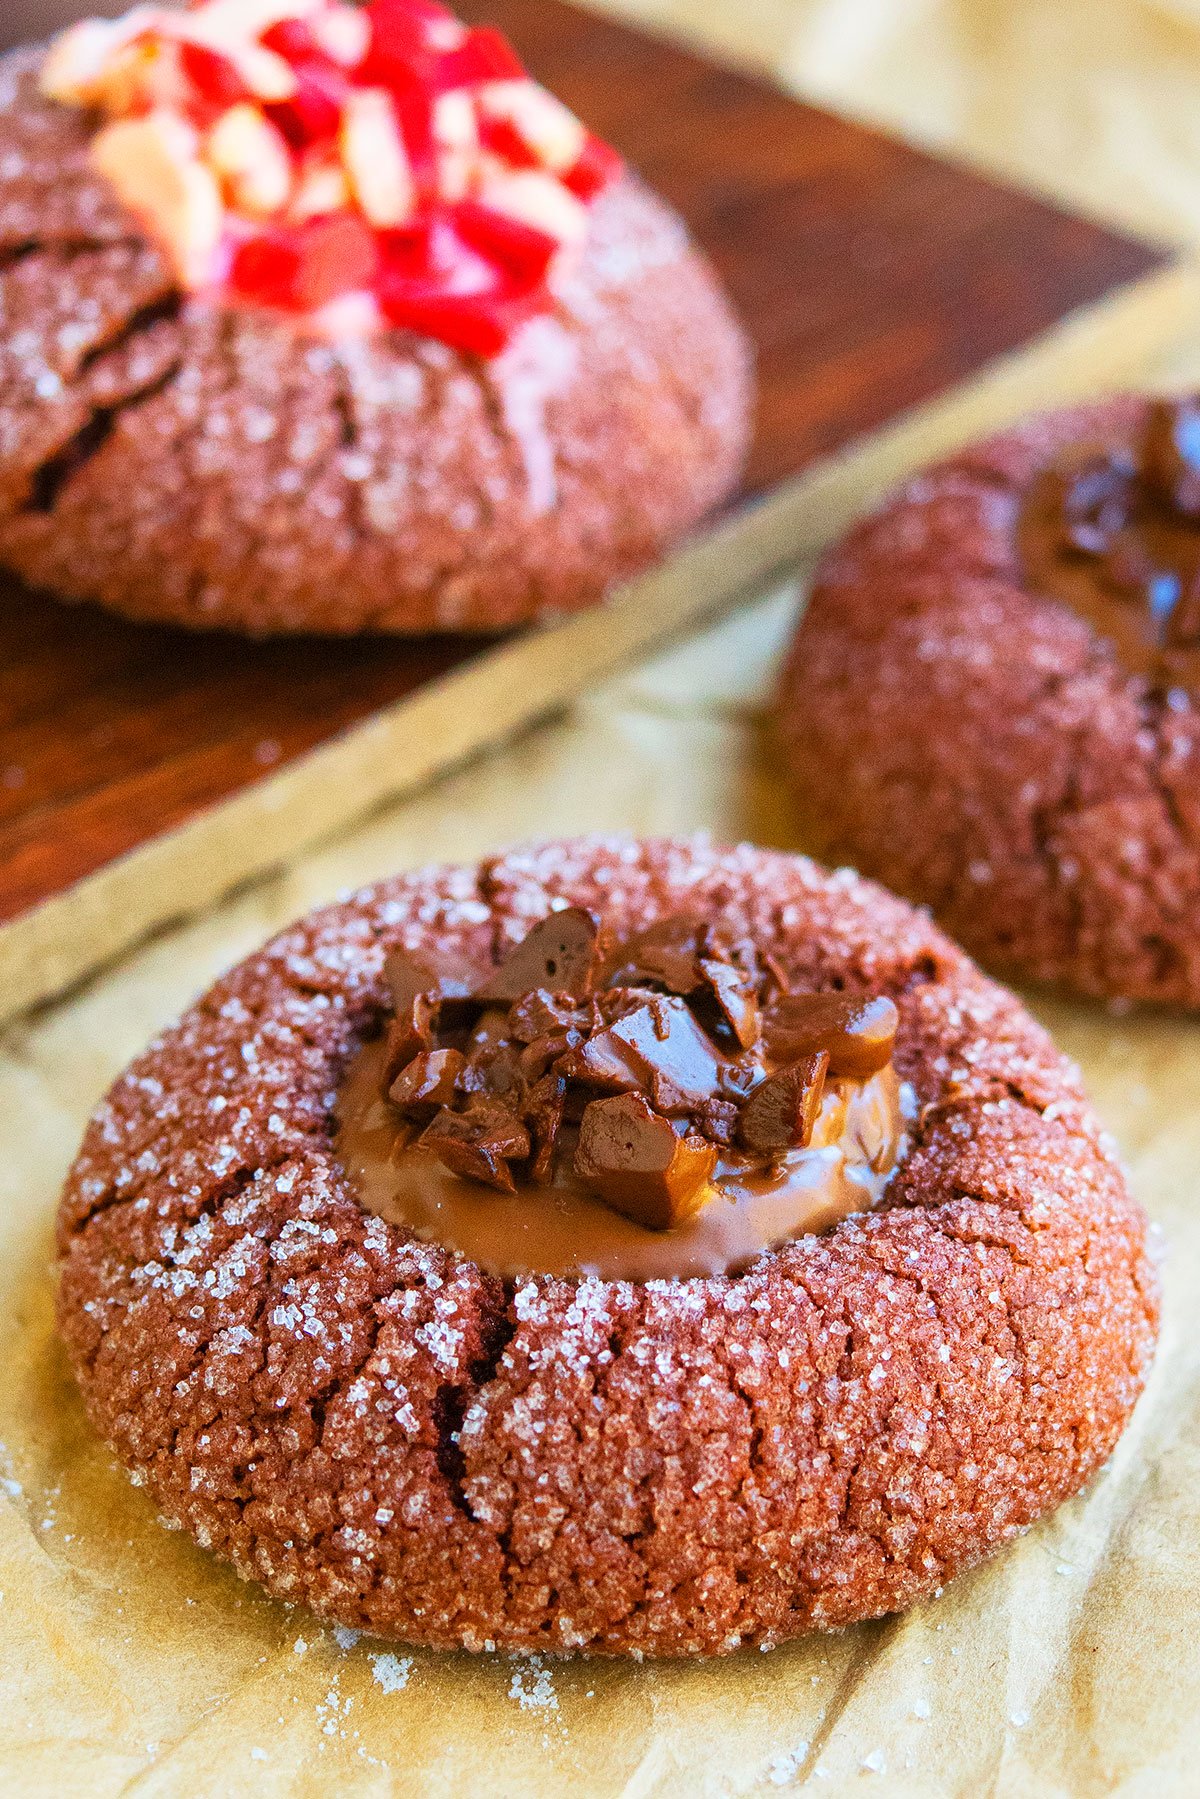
[0,46,751,636]
[56,835,1158,1656]
[779,395,1200,1007]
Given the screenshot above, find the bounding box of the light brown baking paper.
[4,3,1200,1794]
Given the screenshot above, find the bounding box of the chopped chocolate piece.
[697,956,759,1049]
[517,1030,577,1086]
[469,1047,522,1097]
[602,919,762,1048]
[526,1071,568,1185]
[737,1052,829,1156]
[763,992,899,1078]
[572,995,724,1113]
[384,947,477,1015]
[475,908,601,1003]
[606,917,705,995]
[507,988,586,1044]
[716,1057,759,1102]
[569,1022,644,1092]
[595,984,671,1025]
[459,1012,524,1100]
[575,1092,716,1230]
[388,1047,465,1112]
[419,1103,531,1193]
[381,947,484,1082]
[381,996,439,1088]
[466,1009,511,1052]
[710,926,762,977]
[1145,396,1200,519]
[696,1094,740,1146]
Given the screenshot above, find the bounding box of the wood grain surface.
[0,0,1165,946]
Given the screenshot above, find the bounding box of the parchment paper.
[604,0,1200,248]
[4,3,1200,1794]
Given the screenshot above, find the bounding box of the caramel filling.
[336,1035,908,1280]
[1019,397,1200,690]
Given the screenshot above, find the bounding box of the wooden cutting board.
[0,0,1174,1021]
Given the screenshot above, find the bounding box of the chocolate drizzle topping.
[1021,397,1200,688]
[374,910,900,1234]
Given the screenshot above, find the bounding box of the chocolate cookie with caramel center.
[55,837,1158,1657]
[779,393,1200,1006]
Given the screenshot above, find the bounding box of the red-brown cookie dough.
[56,836,1158,1656]
[779,394,1200,1006]
[0,42,751,636]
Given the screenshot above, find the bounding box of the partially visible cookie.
[0,4,751,635]
[779,394,1200,1005]
[57,835,1158,1656]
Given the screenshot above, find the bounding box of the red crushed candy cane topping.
[41,0,623,355]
